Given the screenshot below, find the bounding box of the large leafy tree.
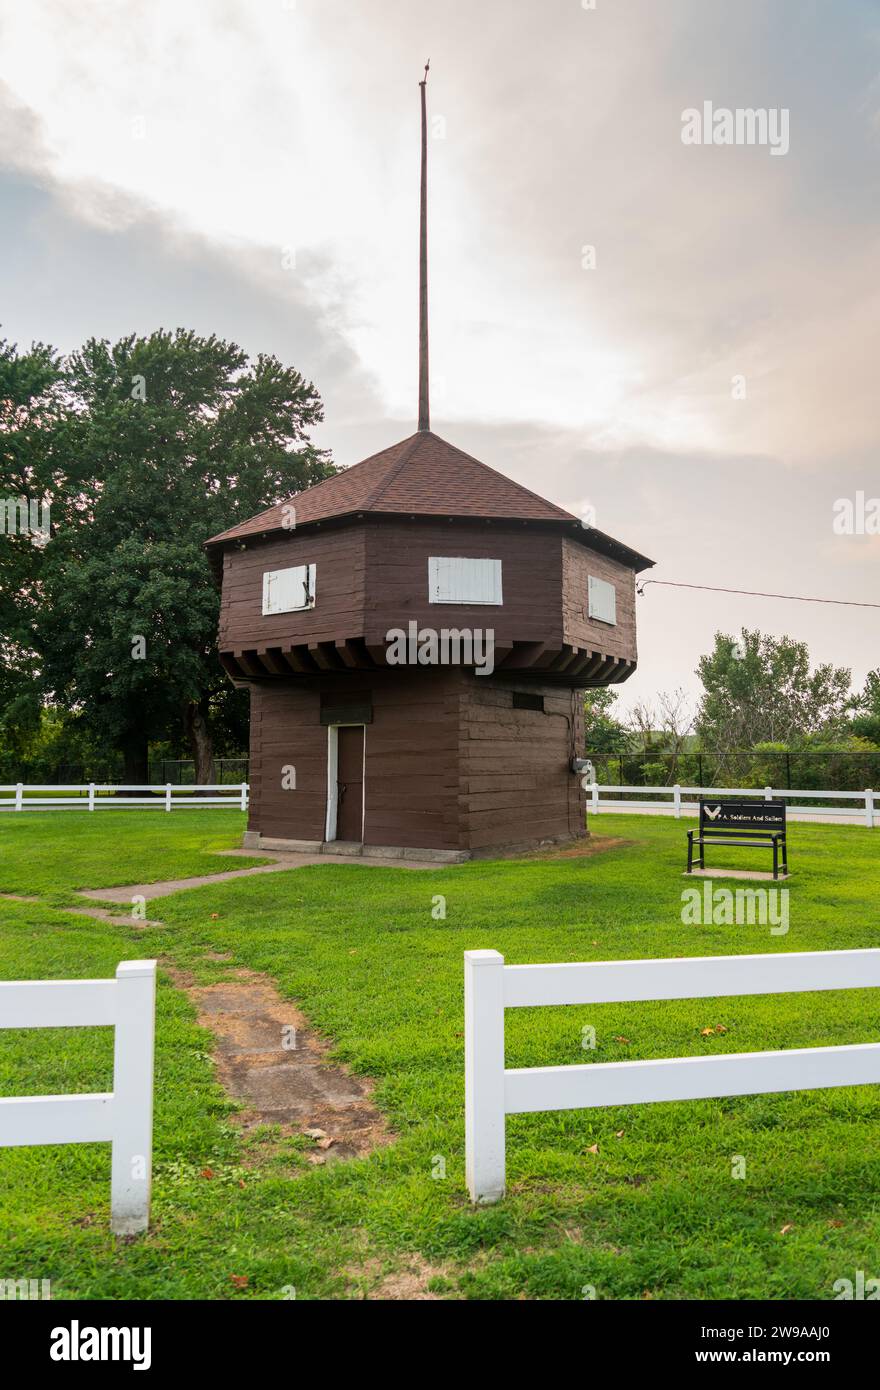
[850,668,880,745]
[583,688,627,752]
[0,336,66,757]
[695,629,852,752]
[35,329,333,781]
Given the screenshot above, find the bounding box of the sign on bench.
[687,797,788,879]
[464,947,880,1204]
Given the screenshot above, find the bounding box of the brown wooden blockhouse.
[206,429,653,860]
[205,69,653,860]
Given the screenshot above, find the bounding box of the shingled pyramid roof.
[206,429,653,570]
[206,430,578,544]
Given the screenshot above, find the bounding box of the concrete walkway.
[76,846,436,905]
[0,892,165,928]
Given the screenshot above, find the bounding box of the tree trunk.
[120,730,149,792]
[184,698,215,790]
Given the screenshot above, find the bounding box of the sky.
[0,0,877,716]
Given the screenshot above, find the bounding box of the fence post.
[673,783,681,819]
[165,783,172,813]
[591,781,599,815]
[764,785,773,801]
[15,783,23,811]
[110,961,156,1235]
[240,782,248,812]
[465,949,506,1204]
[88,782,95,812]
[866,789,874,830]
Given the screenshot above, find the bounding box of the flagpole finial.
[418,63,430,431]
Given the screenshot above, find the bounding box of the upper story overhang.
[206,430,653,689]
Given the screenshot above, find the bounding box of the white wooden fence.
[588,783,876,827]
[0,961,156,1233]
[0,783,248,812]
[464,947,880,1204]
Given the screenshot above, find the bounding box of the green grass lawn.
[0,810,878,1300]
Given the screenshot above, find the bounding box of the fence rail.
[464,947,880,1204]
[587,783,875,826]
[0,961,156,1233]
[0,783,249,812]
[0,758,250,787]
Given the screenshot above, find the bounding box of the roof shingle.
[206,430,576,544]
[205,429,653,571]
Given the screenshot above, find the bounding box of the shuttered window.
[428,557,503,605]
[262,563,316,615]
[588,575,616,625]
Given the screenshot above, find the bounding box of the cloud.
[0,78,382,426]
[0,0,877,709]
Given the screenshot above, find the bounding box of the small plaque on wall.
[319,694,373,726]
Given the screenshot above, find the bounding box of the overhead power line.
[636,579,880,610]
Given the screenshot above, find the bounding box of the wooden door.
[335,726,364,841]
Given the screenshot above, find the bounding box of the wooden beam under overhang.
[364,643,391,665]
[577,652,608,682]
[543,646,581,673]
[497,641,545,670]
[281,647,318,674]
[219,652,247,681]
[566,650,598,679]
[532,649,563,672]
[259,649,293,676]
[335,639,370,669]
[308,641,345,671]
[486,641,513,668]
[588,656,620,684]
[605,657,634,683]
[236,651,270,678]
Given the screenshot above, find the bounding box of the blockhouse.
[205,69,653,860]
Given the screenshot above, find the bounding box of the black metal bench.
[686,798,788,880]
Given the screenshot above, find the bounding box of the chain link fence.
[3,757,250,786]
[588,748,880,793]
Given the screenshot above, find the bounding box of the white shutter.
[428,557,502,605]
[588,575,616,625]
[262,563,316,615]
[262,571,278,614]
